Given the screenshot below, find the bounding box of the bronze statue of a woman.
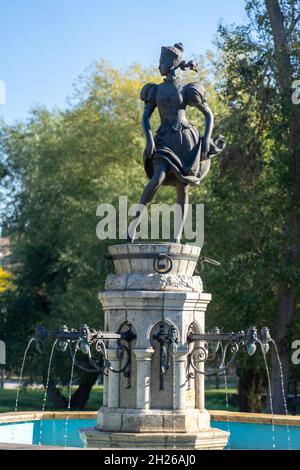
[128,42,225,243]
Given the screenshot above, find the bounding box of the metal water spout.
[246,326,258,356]
[260,326,271,354]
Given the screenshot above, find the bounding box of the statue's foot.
[127,233,134,243]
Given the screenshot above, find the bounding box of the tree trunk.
[44,373,99,410]
[238,367,263,412]
[265,0,293,91]
[47,382,68,409]
[265,0,300,413]
[70,372,99,409]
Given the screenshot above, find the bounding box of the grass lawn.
[0,386,237,413]
[0,386,104,413]
[205,388,237,411]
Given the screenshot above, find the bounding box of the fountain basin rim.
[0,442,93,450]
[210,410,300,426]
[1,410,300,427]
[0,411,97,424]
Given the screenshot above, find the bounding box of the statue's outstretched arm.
[197,102,214,160]
[142,104,156,159]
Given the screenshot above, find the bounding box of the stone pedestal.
[80,243,229,449]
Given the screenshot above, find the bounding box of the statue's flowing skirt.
[144,123,211,186]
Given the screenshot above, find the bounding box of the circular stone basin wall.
[1,411,300,450]
[108,243,201,276]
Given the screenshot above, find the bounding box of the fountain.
[32,244,273,450]
[1,42,297,451]
[3,282,297,450]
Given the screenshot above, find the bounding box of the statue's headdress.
[160,43,198,72]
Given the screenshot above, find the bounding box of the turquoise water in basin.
[33,418,95,447]
[0,418,299,449]
[0,419,95,447]
[211,420,300,450]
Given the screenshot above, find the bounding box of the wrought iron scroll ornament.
[35,323,272,389]
[187,326,272,378]
[35,324,136,388]
[150,324,272,386]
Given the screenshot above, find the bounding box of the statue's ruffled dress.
[141,79,221,187]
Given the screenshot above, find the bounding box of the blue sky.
[0,0,247,124]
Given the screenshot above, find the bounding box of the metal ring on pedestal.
[153,253,173,274]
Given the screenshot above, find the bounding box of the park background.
[0,0,299,415]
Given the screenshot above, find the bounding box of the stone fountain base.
[80,427,229,450]
[96,407,211,433]
[80,243,230,450]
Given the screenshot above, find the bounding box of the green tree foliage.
[0,63,161,406]
[0,59,221,408]
[202,0,300,412]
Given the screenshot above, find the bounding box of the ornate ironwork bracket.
[35,323,136,388]
[187,325,272,377]
[152,324,179,390]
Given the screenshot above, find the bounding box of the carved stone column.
[173,347,189,409]
[134,348,154,409]
[106,349,120,408]
[102,370,108,407]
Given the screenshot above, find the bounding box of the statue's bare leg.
[127,161,168,242]
[174,183,190,243]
